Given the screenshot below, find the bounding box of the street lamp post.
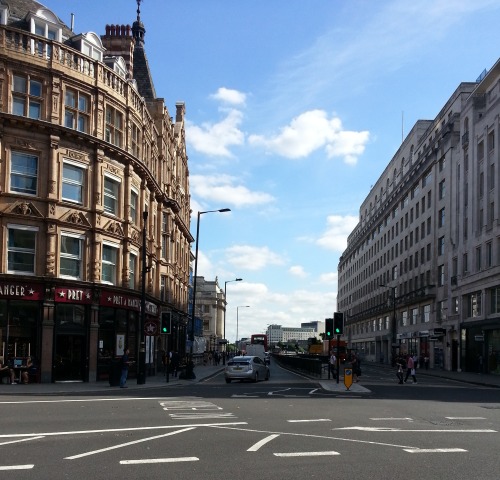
[138,209,150,385]
[236,305,250,354]
[380,284,397,366]
[223,278,242,364]
[188,208,231,378]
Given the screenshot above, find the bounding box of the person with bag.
[404,354,417,383]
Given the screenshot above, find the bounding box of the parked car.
[225,355,270,383]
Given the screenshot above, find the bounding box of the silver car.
[225,356,270,383]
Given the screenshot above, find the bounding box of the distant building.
[301,320,325,337]
[266,324,316,345]
[192,276,225,352]
[338,58,500,375]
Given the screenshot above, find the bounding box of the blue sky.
[45,0,500,342]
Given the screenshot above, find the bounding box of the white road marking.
[0,465,34,470]
[247,434,280,451]
[0,422,247,439]
[120,457,199,464]
[274,451,340,457]
[0,397,176,405]
[445,417,486,420]
[404,448,467,453]
[0,436,44,446]
[65,427,196,460]
[160,400,222,411]
[287,419,331,423]
[370,418,413,421]
[333,426,496,433]
[169,413,236,420]
[209,425,417,449]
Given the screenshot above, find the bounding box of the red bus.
[250,334,268,351]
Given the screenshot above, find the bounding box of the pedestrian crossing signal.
[161,312,171,334]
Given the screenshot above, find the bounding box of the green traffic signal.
[161,313,171,334]
[333,312,344,335]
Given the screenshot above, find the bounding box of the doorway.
[53,334,87,381]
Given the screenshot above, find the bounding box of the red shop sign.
[55,287,93,304]
[0,282,43,301]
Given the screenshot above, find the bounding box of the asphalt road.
[1,363,499,480]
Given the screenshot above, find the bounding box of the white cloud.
[319,272,338,285]
[248,110,369,164]
[226,245,286,271]
[210,87,247,106]
[225,284,338,341]
[289,265,308,278]
[317,214,359,251]
[190,174,275,207]
[186,108,244,157]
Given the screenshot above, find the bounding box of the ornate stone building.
[0,0,192,382]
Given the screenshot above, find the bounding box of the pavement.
[318,361,500,393]
[1,361,499,396]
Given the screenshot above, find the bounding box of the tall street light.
[236,305,250,354]
[138,209,151,385]
[188,208,231,378]
[380,284,397,366]
[223,278,242,364]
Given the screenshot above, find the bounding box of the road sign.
[344,368,353,390]
[144,320,159,336]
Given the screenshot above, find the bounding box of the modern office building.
[0,0,192,382]
[266,324,316,346]
[338,59,500,375]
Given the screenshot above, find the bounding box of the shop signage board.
[144,320,159,336]
[55,287,93,303]
[100,290,158,316]
[0,282,43,301]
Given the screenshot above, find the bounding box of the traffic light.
[333,312,344,335]
[161,312,171,334]
[325,318,334,339]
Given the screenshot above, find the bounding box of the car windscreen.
[228,361,250,366]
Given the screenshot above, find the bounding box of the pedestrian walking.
[424,356,429,370]
[404,354,417,383]
[477,354,483,374]
[351,354,360,382]
[120,348,131,388]
[329,351,337,379]
[171,351,180,377]
[396,356,405,384]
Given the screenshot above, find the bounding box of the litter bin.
[109,359,121,387]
